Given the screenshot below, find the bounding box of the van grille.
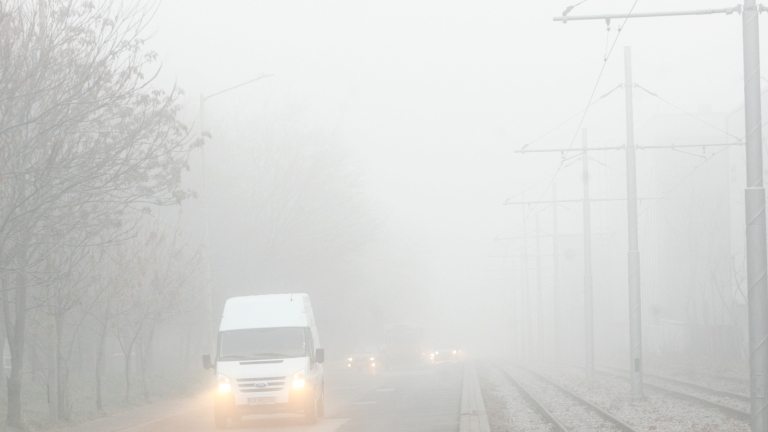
[237,376,286,393]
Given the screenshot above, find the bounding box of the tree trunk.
[7,261,27,428]
[124,340,133,404]
[139,326,155,403]
[0,313,6,393]
[183,322,192,370]
[47,302,58,424]
[56,309,69,421]
[95,307,109,411]
[138,338,148,402]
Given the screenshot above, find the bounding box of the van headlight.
[292,372,306,389]
[218,375,232,393]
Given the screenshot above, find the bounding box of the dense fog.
[0,0,767,431]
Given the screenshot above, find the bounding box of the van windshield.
[218,327,308,361]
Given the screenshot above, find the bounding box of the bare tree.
[109,217,204,403]
[0,0,196,426]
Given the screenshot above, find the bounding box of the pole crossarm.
[503,197,662,205]
[517,142,744,154]
[554,5,741,23]
[495,232,613,241]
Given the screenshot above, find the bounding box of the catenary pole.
[550,3,761,415]
[742,1,768,429]
[536,212,544,358]
[582,129,594,379]
[624,46,644,399]
[552,184,560,361]
[522,201,532,358]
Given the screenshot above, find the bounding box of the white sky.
[144,0,765,347]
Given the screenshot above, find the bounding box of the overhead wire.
[520,84,623,151]
[505,0,640,242]
[634,84,743,142]
[562,0,642,156]
[562,0,590,17]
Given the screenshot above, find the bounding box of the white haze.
[145,0,761,357]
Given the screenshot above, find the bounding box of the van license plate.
[248,397,275,405]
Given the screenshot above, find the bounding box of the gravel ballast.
[478,364,554,432]
[550,368,750,432]
[506,366,623,432]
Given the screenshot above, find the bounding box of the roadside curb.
[459,362,491,432]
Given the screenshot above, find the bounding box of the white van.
[203,293,325,428]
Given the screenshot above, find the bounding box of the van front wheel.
[304,391,318,425]
[317,394,325,418]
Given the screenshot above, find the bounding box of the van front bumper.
[214,388,313,415]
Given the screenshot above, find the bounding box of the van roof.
[219,294,313,331]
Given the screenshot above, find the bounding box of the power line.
[520,84,622,150]
[634,83,743,142]
[563,0,642,154]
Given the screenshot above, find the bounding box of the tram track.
[599,365,749,403]
[595,366,749,422]
[494,363,638,432]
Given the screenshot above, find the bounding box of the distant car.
[429,349,461,363]
[346,353,377,370]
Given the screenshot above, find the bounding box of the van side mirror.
[315,348,324,364]
[202,354,212,370]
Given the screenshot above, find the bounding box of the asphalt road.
[94,362,464,432]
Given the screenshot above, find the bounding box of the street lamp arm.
[203,73,274,101]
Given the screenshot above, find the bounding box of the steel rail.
[699,373,749,386]
[600,365,749,402]
[698,371,749,386]
[509,364,639,432]
[494,364,568,432]
[596,368,749,421]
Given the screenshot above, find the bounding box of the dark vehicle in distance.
[429,348,462,363]
[381,324,424,367]
[345,352,377,370]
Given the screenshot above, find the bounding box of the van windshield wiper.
[252,352,295,359]
[219,355,254,361]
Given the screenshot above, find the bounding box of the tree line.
[0,0,205,428]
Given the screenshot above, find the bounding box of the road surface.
[62,362,464,432]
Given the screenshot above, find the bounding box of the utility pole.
[504,195,620,362]
[521,199,532,358]
[742,2,768,430]
[552,184,560,361]
[536,212,544,358]
[552,4,768,428]
[504,189,562,360]
[199,73,274,356]
[582,129,594,379]
[624,47,643,399]
[199,93,214,358]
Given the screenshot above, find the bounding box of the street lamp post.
[199,73,274,356]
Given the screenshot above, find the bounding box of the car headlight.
[292,372,306,389]
[370,357,375,361]
[218,375,232,393]
[348,357,353,361]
